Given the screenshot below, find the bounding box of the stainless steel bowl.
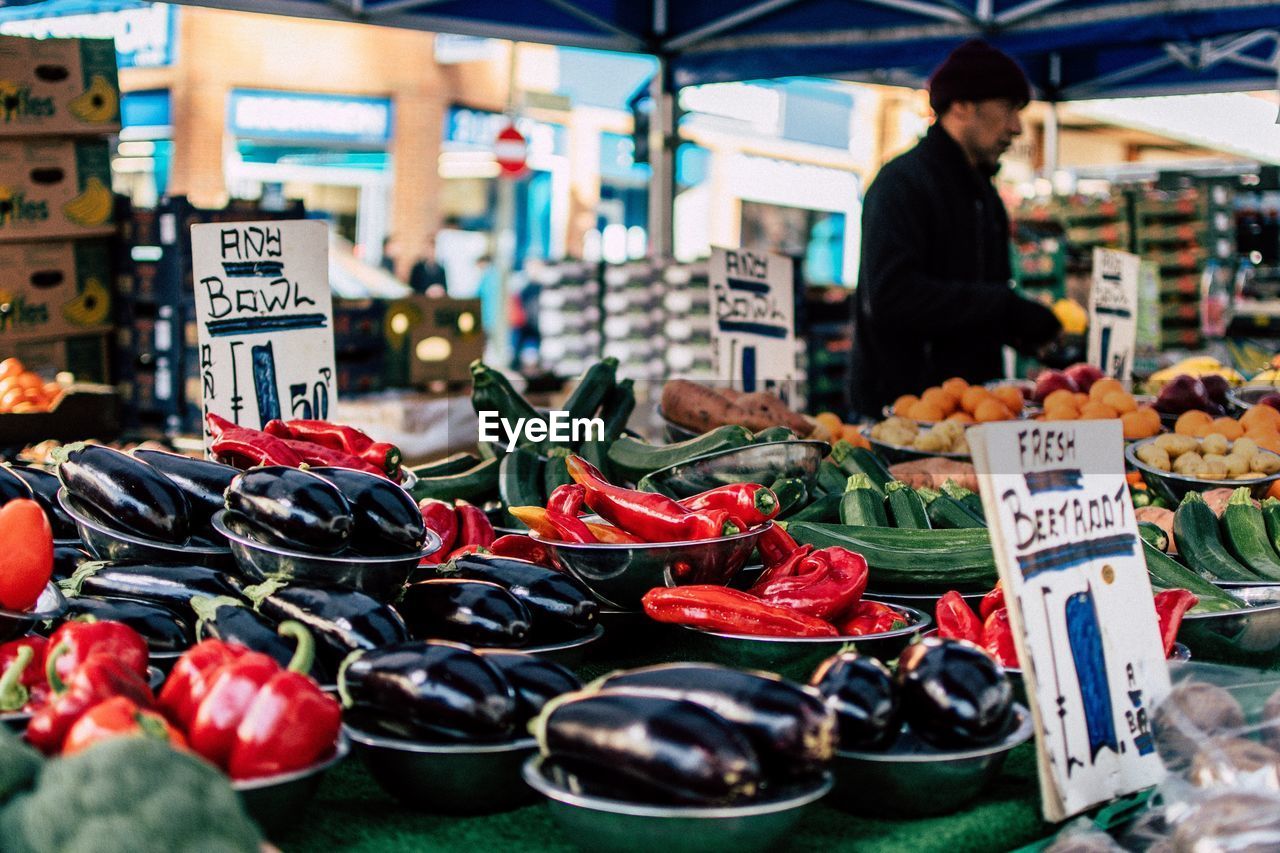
[678,601,930,681]
[1124,439,1280,505]
[57,489,233,569]
[641,441,829,499]
[0,582,65,644]
[864,432,971,465]
[211,510,440,604]
[874,589,985,612]
[539,523,769,612]
[1179,585,1280,666]
[658,408,701,443]
[234,730,349,835]
[523,755,832,853]
[828,704,1032,817]
[1227,385,1280,415]
[1,662,164,732]
[347,724,538,814]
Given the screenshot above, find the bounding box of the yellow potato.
[1251,452,1280,475]
[1202,457,1229,480]
[1201,433,1230,457]
[1224,453,1251,478]
[1154,433,1199,458]
[1137,443,1172,472]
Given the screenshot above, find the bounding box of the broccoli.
[0,725,41,804]
[0,738,261,853]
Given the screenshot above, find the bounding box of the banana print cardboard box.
[0,138,114,241]
[0,240,112,341]
[0,35,120,136]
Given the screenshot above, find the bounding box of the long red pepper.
[750,547,868,621]
[1154,589,1198,658]
[26,652,156,754]
[981,608,1018,667]
[935,590,983,645]
[756,524,802,569]
[278,437,388,478]
[266,419,401,477]
[751,545,813,589]
[488,534,555,567]
[980,583,1005,621]
[207,413,304,468]
[642,585,837,637]
[566,456,737,542]
[45,619,148,686]
[837,600,909,637]
[419,499,458,563]
[584,522,642,544]
[545,510,598,544]
[679,484,778,526]
[547,484,587,516]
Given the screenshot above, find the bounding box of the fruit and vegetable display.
[660,378,814,436]
[1133,434,1280,481]
[891,376,1026,424]
[207,413,405,480]
[0,359,66,415]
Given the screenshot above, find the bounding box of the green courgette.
[786,493,841,523]
[753,426,797,444]
[1173,491,1260,582]
[1131,488,1154,509]
[1220,488,1280,581]
[543,448,574,498]
[470,360,545,453]
[1143,541,1245,612]
[1262,498,1280,556]
[563,358,618,423]
[498,447,546,528]
[1137,521,1169,553]
[885,481,930,529]
[941,481,985,520]
[409,457,500,504]
[410,452,482,478]
[770,477,809,518]
[786,521,997,587]
[831,444,894,492]
[840,474,888,527]
[600,378,636,442]
[607,425,754,483]
[923,490,985,529]
[815,460,848,496]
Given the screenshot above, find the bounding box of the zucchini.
[840,474,888,526]
[770,477,808,518]
[600,378,636,442]
[409,458,500,504]
[885,481,930,529]
[563,357,618,423]
[1137,521,1169,553]
[941,481,985,520]
[470,361,544,452]
[786,521,997,587]
[544,448,574,498]
[831,444,894,492]
[924,492,985,529]
[1143,541,1245,613]
[753,426,797,444]
[607,425,754,483]
[1131,488,1153,509]
[1173,491,1260,582]
[815,460,848,496]
[411,452,481,479]
[498,448,546,528]
[786,493,841,523]
[1220,488,1280,581]
[1262,498,1280,556]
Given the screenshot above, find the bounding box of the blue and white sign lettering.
[0,2,175,68]
[709,246,796,395]
[191,220,336,438]
[228,90,392,145]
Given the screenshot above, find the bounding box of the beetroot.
[1201,375,1230,405]
[1155,375,1211,415]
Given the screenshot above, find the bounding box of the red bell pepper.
[62,695,187,756]
[750,547,868,621]
[45,619,148,686]
[566,456,737,542]
[679,484,779,526]
[547,484,587,516]
[980,583,1005,621]
[545,510,598,544]
[266,419,401,478]
[0,499,54,612]
[0,645,38,712]
[488,534,555,567]
[207,413,305,468]
[278,437,389,478]
[756,524,802,569]
[982,608,1019,668]
[642,585,838,637]
[419,499,458,563]
[1154,589,1198,658]
[0,636,47,692]
[157,639,250,729]
[837,601,909,636]
[227,670,341,780]
[936,591,983,644]
[25,652,156,754]
[455,500,495,548]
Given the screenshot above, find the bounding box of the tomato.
[0,358,24,381]
[0,499,53,611]
[15,373,42,391]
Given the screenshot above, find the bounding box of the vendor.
[850,39,1061,416]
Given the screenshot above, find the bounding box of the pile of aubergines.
[224,466,426,557]
[532,663,837,806]
[339,640,582,742]
[809,637,1015,753]
[396,554,599,648]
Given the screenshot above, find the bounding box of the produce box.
[383,296,485,387]
[0,239,112,343]
[0,330,109,382]
[0,137,114,241]
[0,35,120,137]
[0,382,119,444]
[333,298,387,356]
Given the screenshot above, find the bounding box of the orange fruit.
[921,388,958,416]
[815,412,843,434]
[1175,410,1213,437]
[947,411,975,424]
[1089,378,1125,402]
[1102,392,1137,414]
[960,386,991,414]
[15,373,41,390]
[908,401,945,422]
[1044,405,1079,421]
[1121,410,1154,439]
[1241,405,1280,432]
[1211,417,1244,440]
[1136,406,1161,431]
[993,386,1024,414]
[941,377,969,397]
[974,399,1013,423]
[1043,389,1076,412]
[1073,392,1091,409]
[893,395,919,417]
[841,425,870,449]
[1255,431,1280,454]
[1080,401,1119,420]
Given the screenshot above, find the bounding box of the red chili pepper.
[936,590,983,644]
[750,547,868,621]
[269,419,401,478]
[508,506,559,539]
[751,544,814,589]
[0,645,39,712]
[454,500,495,548]
[0,499,53,612]
[157,639,250,730]
[418,499,459,563]
[981,608,1019,668]
[227,670,341,780]
[680,484,778,526]
[756,523,802,569]
[207,413,306,468]
[488,534,555,567]
[0,636,47,691]
[566,456,737,542]
[980,582,1005,621]
[26,653,156,754]
[1154,589,1198,658]
[837,600,909,636]
[62,695,187,756]
[546,510,599,544]
[641,585,838,637]
[278,438,389,478]
[547,484,587,516]
[584,522,642,544]
[45,619,148,686]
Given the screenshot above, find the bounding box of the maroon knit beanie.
[927,39,1032,114]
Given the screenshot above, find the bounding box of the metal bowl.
[539,523,769,612]
[658,408,701,443]
[864,431,971,465]
[57,489,234,569]
[347,724,537,814]
[874,589,985,612]
[1124,438,1280,505]
[0,582,65,644]
[678,601,930,681]
[523,755,832,853]
[640,441,829,499]
[1178,585,1280,666]
[828,704,1032,818]
[1227,385,1279,415]
[234,730,349,835]
[211,510,440,604]
[1,663,165,732]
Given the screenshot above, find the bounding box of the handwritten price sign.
[709,246,796,396]
[1088,248,1140,383]
[190,220,336,442]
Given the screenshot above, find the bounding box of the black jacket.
[850,124,1058,415]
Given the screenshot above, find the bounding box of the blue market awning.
[119,0,1280,99]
